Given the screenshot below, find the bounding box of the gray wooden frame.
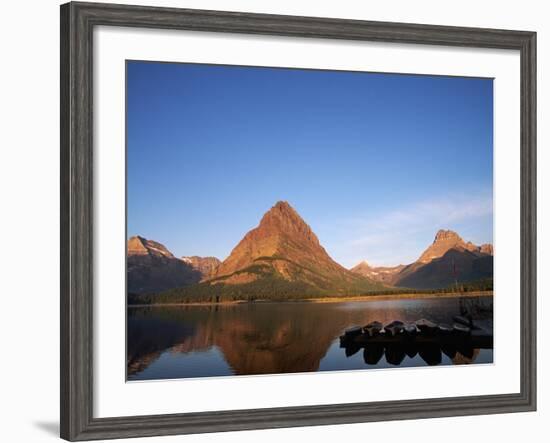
[60,1,537,441]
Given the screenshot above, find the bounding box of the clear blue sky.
[127,61,493,267]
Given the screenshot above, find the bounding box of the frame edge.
[519,30,537,413]
[61,1,96,440]
[60,2,537,440]
[60,2,73,440]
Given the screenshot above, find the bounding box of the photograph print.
[126,61,494,381]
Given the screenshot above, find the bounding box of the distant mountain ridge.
[417,229,492,264]
[128,236,174,258]
[127,236,201,294]
[181,256,221,280]
[396,246,492,289]
[350,261,405,285]
[350,229,493,290]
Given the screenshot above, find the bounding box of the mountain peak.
[434,229,462,242]
[418,229,468,264]
[127,236,202,294]
[128,235,174,258]
[479,243,494,255]
[350,261,406,285]
[128,236,148,255]
[274,200,292,210]
[254,201,320,247]
[214,201,344,281]
[351,261,371,272]
[181,256,221,280]
[416,229,493,265]
[260,200,301,223]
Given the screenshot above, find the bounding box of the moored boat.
[364,321,383,337]
[453,323,471,335]
[384,320,405,337]
[453,315,473,327]
[415,318,438,334]
[438,323,453,335]
[404,323,418,336]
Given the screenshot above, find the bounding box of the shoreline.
[308,290,493,303]
[127,290,493,308]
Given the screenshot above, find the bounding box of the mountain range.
[128,201,493,302]
[127,236,201,294]
[350,229,493,289]
[180,256,221,280]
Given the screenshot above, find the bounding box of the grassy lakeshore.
[128,290,493,307]
[308,290,493,304]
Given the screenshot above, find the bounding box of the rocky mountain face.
[395,246,493,289]
[181,256,221,280]
[479,243,494,255]
[209,201,382,293]
[150,201,385,302]
[128,236,174,258]
[350,261,405,285]
[351,229,493,290]
[417,229,491,263]
[127,236,201,294]
[417,230,476,263]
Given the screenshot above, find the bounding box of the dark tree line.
[128,277,493,305]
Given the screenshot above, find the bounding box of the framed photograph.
[60,1,536,441]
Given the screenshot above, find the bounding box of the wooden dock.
[340,319,493,350]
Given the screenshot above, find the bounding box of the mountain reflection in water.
[127,296,493,380]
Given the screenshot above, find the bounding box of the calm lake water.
[127,296,493,381]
